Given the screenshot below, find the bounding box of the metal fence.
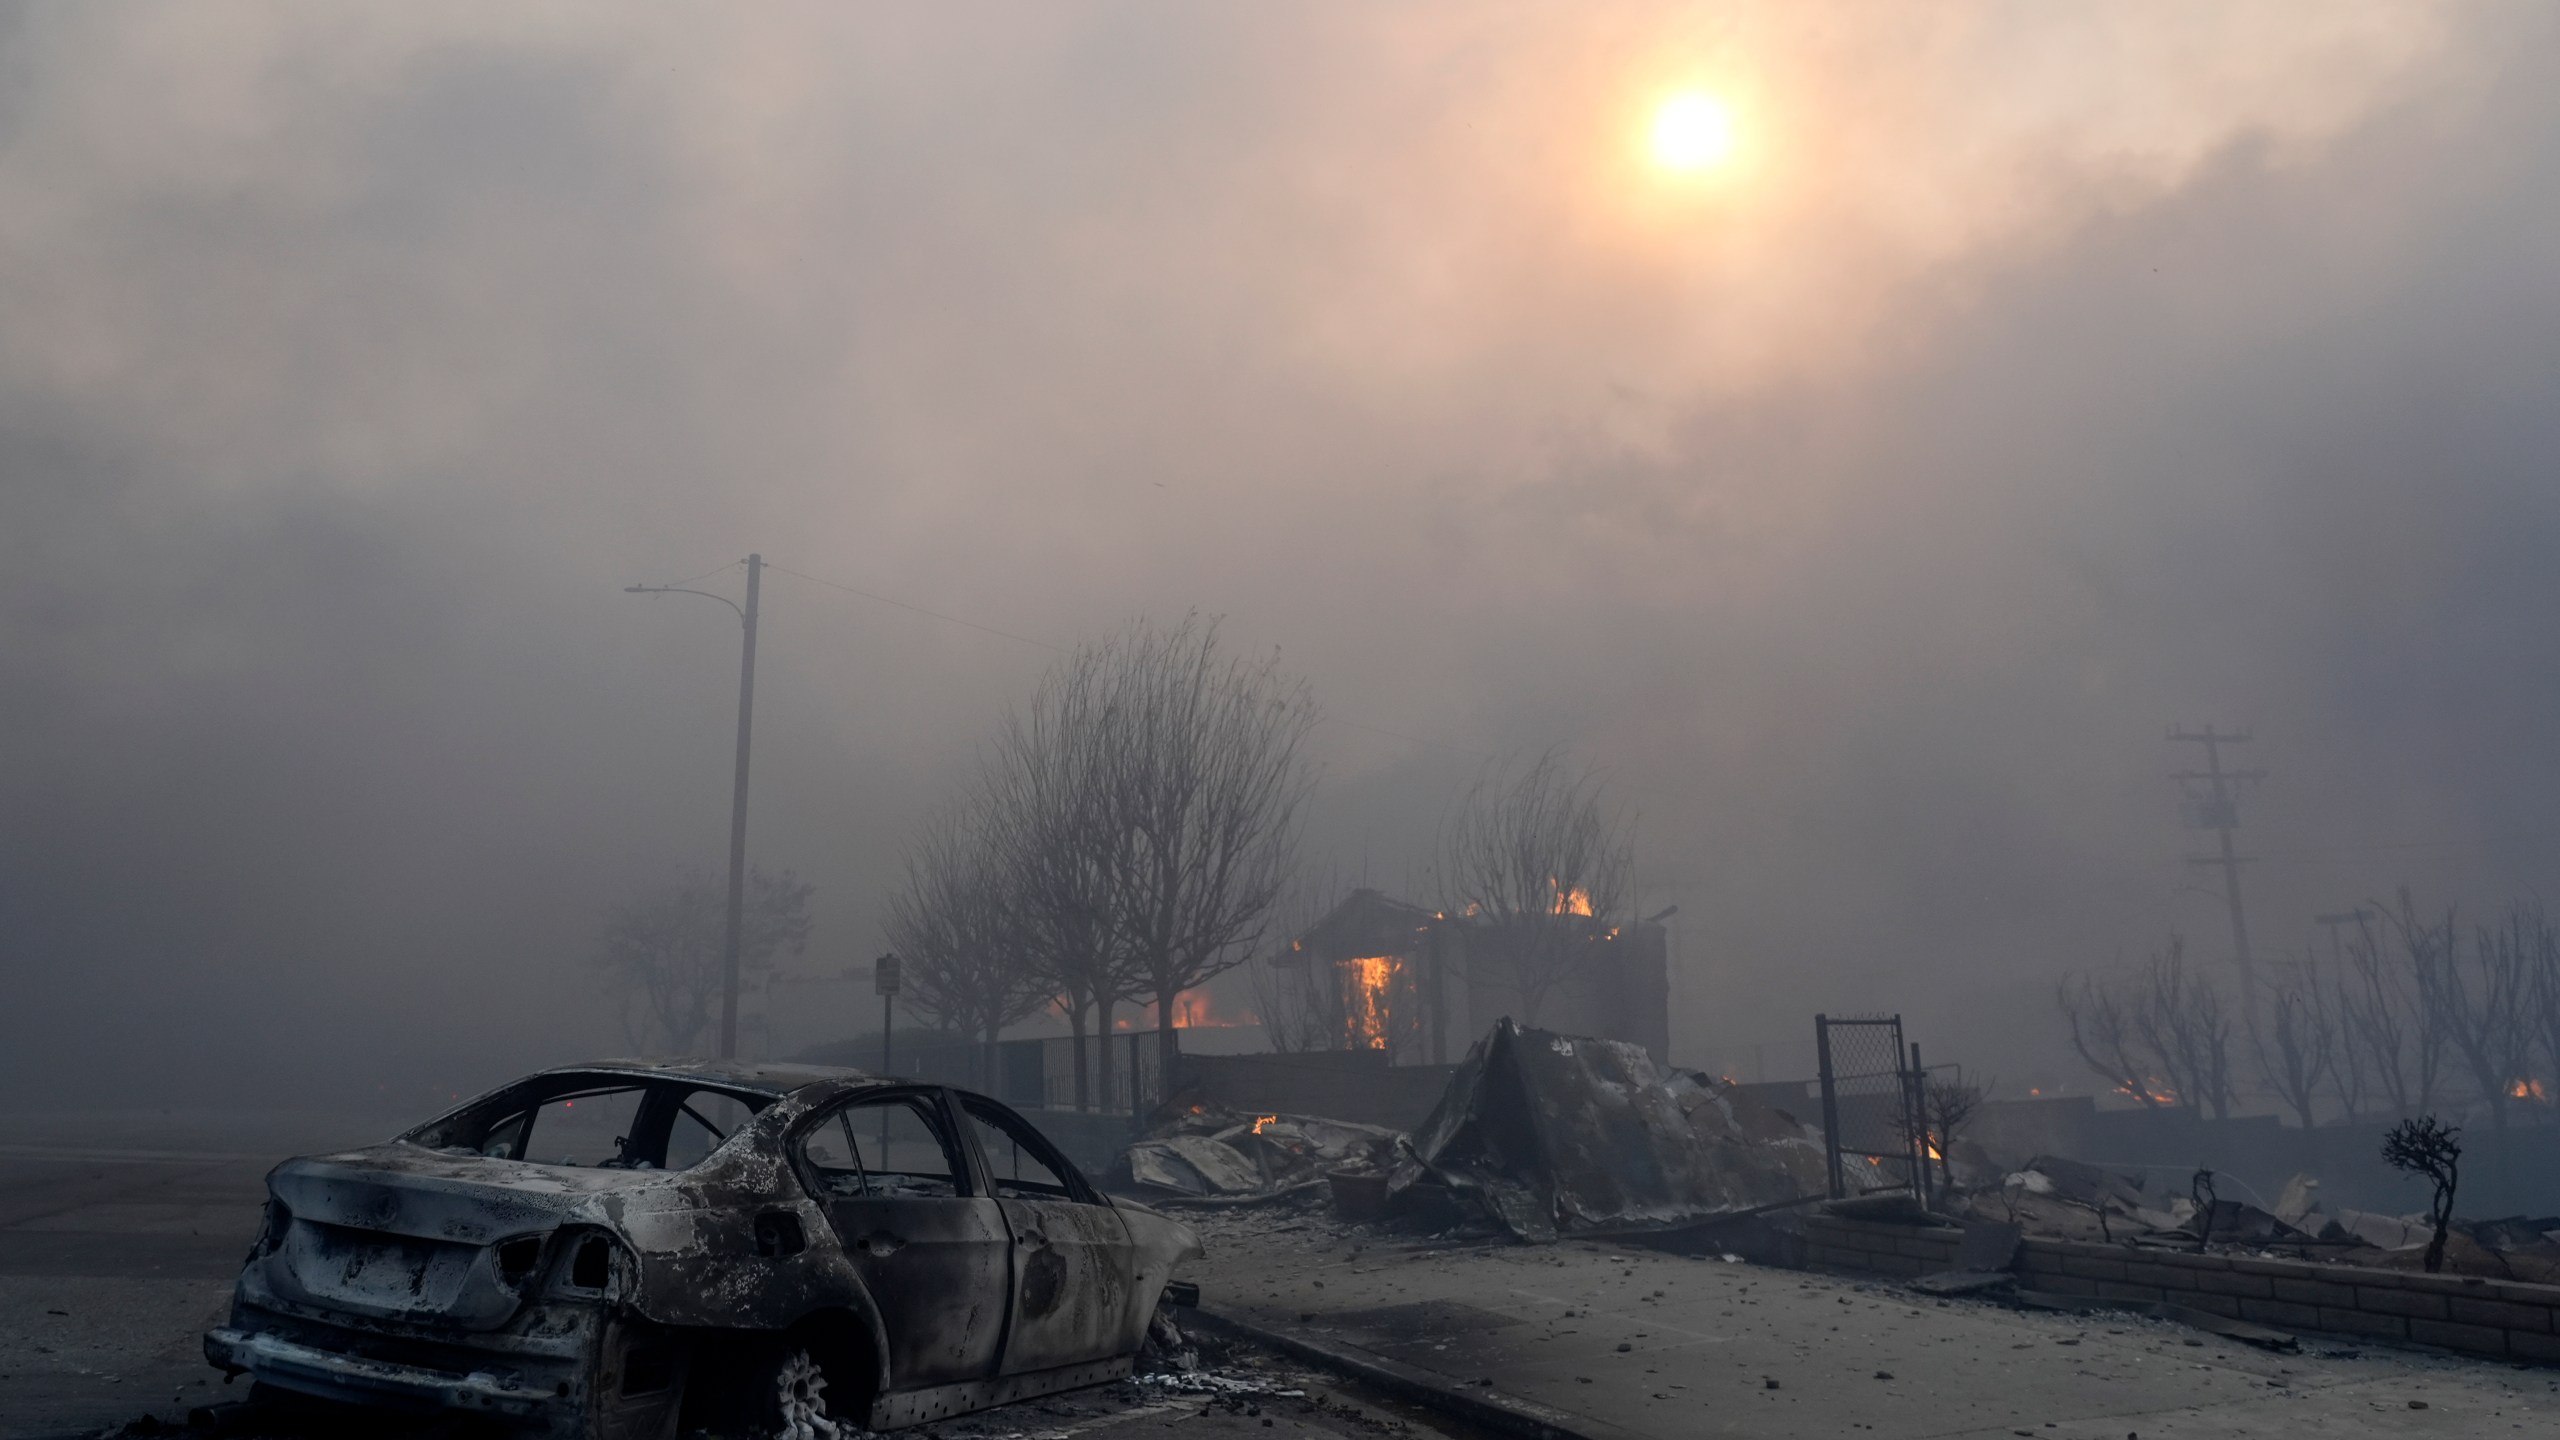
[832,1029,1178,1122]
[1813,1013,1925,1199]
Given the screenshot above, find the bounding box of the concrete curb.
[1186,1306,1646,1440]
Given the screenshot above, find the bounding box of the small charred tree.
[1439,750,1632,1026]
[2247,960,2337,1129]
[2381,1114,2462,1273]
[884,806,1050,1092]
[593,866,814,1055]
[1903,1074,1992,1195]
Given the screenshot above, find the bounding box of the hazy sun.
[1650,90,1737,173]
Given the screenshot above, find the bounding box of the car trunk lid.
[260,1144,666,1331]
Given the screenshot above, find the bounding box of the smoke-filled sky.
[8,3,2560,1109]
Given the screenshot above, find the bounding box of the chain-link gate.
[1814,1013,1925,1199]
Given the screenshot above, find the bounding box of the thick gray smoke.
[6,4,2559,1108]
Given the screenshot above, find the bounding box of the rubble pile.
[1970,1156,2560,1283]
[1387,1018,1830,1242]
[1118,1106,1404,1202]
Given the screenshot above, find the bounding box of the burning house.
[1260,886,1671,1065]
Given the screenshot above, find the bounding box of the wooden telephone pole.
[2170,724,2266,1028]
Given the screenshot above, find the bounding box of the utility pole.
[876,953,900,1159]
[625,553,763,1059]
[2170,724,2266,1029]
[875,952,901,1075]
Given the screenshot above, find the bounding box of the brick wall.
[1800,1215,2560,1366]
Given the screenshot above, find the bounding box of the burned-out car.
[206,1060,1202,1438]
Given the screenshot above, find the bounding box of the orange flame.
[1168,990,1256,1029]
[1251,1115,1278,1134]
[1550,880,1593,917]
[1343,956,1398,1050]
[2511,1079,2549,1102]
[2115,1080,2178,1105]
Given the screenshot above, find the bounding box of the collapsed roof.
[1389,1018,1830,1241]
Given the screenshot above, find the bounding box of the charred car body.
[206,1060,1201,1438]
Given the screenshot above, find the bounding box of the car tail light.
[496,1235,543,1285]
[253,1197,292,1257]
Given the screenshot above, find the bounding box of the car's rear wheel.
[763,1345,840,1440]
[684,1331,867,1440]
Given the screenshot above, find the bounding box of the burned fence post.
[1907,1041,1931,1207]
[1816,1013,1845,1199]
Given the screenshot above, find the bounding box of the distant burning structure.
[1262,887,1670,1064]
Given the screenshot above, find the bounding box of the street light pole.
[624,553,762,1059]
[719,556,762,1059]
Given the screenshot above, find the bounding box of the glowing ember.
[1343,955,1399,1050]
[2512,1079,2549,1102]
[2115,1080,2178,1106]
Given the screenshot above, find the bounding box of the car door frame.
[945,1090,1141,1375]
[787,1085,1013,1394]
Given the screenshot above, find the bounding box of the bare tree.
[2059,969,2168,1108]
[1092,615,1318,1079]
[592,866,814,1055]
[983,648,1145,1111]
[2421,899,2541,1134]
[2336,898,2446,1119]
[2323,955,2372,1124]
[2532,914,2560,1122]
[1439,750,1632,1025]
[2246,959,2337,1129]
[978,614,1314,1105]
[2133,940,2236,1120]
[884,806,1050,1091]
[2058,941,2232,1117]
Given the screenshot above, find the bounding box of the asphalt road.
[0,1124,1469,1440]
[1182,1202,2560,1440]
[0,1140,269,1438]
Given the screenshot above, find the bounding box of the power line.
[2247,833,2560,862]
[637,558,746,591]
[761,559,1491,758]
[764,561,1064,652]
